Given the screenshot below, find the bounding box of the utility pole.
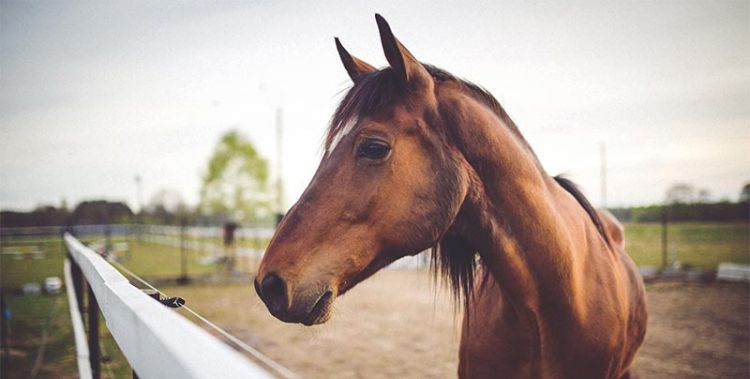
[661,206,669,269]
[135,175,143,214]
[600,142,607,209]
[275,108,284,226]
[178,219,189,285]
[135,175,143,243]
[1,290,9,372]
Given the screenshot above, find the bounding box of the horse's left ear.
[375,14,431,87]
[335,37,376,83]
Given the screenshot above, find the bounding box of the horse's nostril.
[259,273,288,315]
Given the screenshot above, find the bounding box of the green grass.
[0,234,259,378]
[625,222,750,268]
[1,238,66,289]
[2,291,132,379]
[3,293,78,378]
[121,241,219,278]
[0,236,238,288]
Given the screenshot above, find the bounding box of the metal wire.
[105,256,299,379]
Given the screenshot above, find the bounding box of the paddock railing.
[64,233,274,379]
[63,259,92,379]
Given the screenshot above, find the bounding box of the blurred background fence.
[2,221,747,292]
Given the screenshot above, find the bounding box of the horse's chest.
[459,284,626,379]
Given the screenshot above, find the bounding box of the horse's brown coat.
[256,15,647,379]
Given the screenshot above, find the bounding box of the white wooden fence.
[64,233,274,379]
[63,259,92,379]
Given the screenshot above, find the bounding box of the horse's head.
[255,15,472,325]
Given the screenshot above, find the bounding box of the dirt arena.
[169,270,749,379]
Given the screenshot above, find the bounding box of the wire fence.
[64,232,287,379]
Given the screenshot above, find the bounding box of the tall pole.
[661,207,668,269]
[1,290,9,372]
[135,175,143,243]
[135,175,143,215]
[87,284,101,379]
[600,142,607,209]
[178,220,189,285]
[0,231,6,371]
[275,108,284,225]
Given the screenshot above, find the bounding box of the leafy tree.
[71,201,134,224]
[665,183,696,204]
[146,188,189,224]
[0,206,70,227]
[740,183,750,203]
[696,188,711,203]
[199,129,272,223]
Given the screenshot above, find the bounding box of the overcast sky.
[1,0,748,213]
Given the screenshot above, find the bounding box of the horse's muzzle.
[254,273,334,325]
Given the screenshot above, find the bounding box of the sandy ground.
[170,270,749,379]
[635,282,749,379]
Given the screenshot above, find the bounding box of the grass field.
[1,222,748,377]
[1,237,229,289]
[625,222,749,268]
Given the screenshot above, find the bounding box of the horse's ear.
[335,37,375,83]
[375,14,430,86]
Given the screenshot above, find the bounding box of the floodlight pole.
[661,207,668,268]
[600,142,607,208]
[178,219,190,285]
[275,107,285,225]
[135,175,143,243]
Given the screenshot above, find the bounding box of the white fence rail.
[64,233,273,379]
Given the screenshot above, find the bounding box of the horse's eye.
[357,139,391,160]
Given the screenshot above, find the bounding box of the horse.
[255,14,647,379]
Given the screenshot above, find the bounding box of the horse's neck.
[446,93,595,312]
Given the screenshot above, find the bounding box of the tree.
[0,205,70,227]
[71,201,134,224]
[665,183,696,204]
[199,129,272,223]
[146,188,188,224]
[740,183,750,203]
[696,188,711,203]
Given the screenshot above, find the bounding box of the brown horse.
[255,14,647,379]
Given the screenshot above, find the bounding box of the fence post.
[133,290,163,379]
[661,207,668,269]
[178,221,189,285]
[253,228,259,273]
[70,253,85,315]
[87,284,101,379]
[105,224,112,255]
[1,290,9,372]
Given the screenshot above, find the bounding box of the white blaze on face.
[327,117,358,156]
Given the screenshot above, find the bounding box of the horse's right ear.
[375,14,430,87]
[335,37,375,83]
